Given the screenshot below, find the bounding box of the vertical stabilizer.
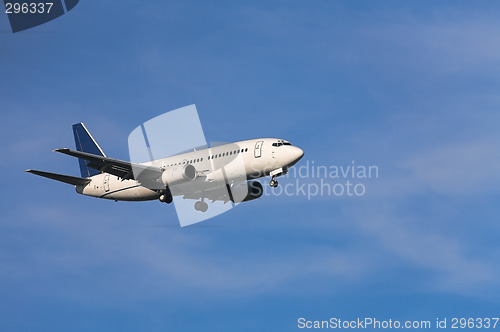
[72,123,106,178]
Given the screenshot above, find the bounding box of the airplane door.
[103,174,110,192]
[254,141,264,158]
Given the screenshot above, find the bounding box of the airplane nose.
[289,146,304,165]
[294,147,304,161]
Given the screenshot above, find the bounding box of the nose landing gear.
[269,167,286,188]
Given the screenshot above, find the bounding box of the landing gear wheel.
[269,179,278,188]
[200,202,208,212]
[159,188,173,204]
[194,201,209,212]
[159,193,173,204]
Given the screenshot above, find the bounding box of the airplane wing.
[54,148,161,181]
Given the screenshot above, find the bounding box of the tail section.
[72,123,106,177]
[25,169,91,186]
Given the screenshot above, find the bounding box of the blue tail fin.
[72,123,106,178]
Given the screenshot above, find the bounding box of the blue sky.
[1,1,500,331]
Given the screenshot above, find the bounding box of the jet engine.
[161,164,197,186]
[231,180,263,203]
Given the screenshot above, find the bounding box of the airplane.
[26,123,304,212]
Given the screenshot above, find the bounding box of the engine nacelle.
[161,164,197,186]
[231,180,263,203]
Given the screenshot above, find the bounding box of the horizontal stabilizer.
[26,169,91,186]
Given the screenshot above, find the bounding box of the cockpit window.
[272,140,292,147]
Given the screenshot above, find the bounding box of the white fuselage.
[76,138,303,201]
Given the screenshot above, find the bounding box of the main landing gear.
[159,189,173,204]
[269,177,278,188]
[194,200,208,212]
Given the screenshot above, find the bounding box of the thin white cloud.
[403,138,500,195]
[353,209,498,294]
[0,204,375,304]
